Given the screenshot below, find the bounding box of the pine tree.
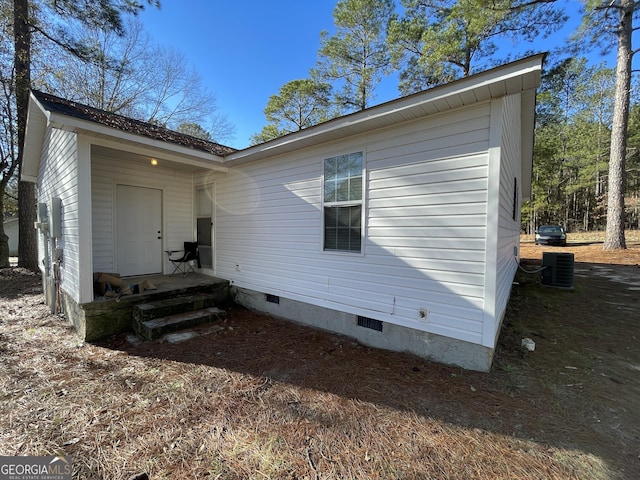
[11,0,159,270]
[313,0,394,111]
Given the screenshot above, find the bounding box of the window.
[323,152,363,253]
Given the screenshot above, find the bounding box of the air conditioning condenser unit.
[541,252,574,289]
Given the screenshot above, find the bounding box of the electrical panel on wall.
[37,202,48,226]
[49,197,62,239]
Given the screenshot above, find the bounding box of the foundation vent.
[265,294,280,304]
[357,316,383,332]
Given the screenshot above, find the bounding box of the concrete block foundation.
[231,287,494,372]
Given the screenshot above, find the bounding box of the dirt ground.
[1,240,639,479]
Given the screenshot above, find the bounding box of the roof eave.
[22,93,50,182]
[47,113,227,167]
[225,53,545,165]
[22,91,229,180]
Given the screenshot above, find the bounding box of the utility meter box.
[49,197,62,238]
[37,202,48,226]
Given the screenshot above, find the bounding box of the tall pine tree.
[11,0,159,270]
[581,0,640,249]
[388,0,565,95]
[313,0,394,112]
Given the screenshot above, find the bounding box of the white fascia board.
[226,54,545,165]
[22,94,51,182]
[47,113,228,172]
[21,174,39,183]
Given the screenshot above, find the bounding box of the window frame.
[321,150,366,255]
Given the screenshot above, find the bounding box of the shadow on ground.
[98,257,640,479]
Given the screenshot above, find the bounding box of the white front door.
[116,185,163,276]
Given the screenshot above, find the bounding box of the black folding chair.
[166,242,201,277]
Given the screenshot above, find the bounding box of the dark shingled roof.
[31,90,236,157]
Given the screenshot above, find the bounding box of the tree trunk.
[14,0,38,270]
[584,196,589,231]
[18,182,37,270]
[0,189,9,268]
[604,0,633,250]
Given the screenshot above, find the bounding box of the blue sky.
[138,1,611,149]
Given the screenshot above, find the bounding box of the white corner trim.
[482,97,504,347]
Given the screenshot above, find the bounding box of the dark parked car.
[535,225,567,246]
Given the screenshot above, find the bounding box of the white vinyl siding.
[218,102,492,345]
[481,94,523,347]
[366,103,490,343]
[37,128,81,302]
[91,152,193,274]
[493,93,523,338]
[215,158,323,286]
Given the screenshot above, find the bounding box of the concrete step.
[134,306,227,341]
[133,293,217,323]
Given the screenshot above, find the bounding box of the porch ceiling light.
[150,158,158,166]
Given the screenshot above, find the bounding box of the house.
[22,54,544,371]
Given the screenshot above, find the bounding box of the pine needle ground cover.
[1,236,639,479]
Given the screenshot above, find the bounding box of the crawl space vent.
[541,252,574,289]
[265,294,280,304]
[357,316,383,332]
